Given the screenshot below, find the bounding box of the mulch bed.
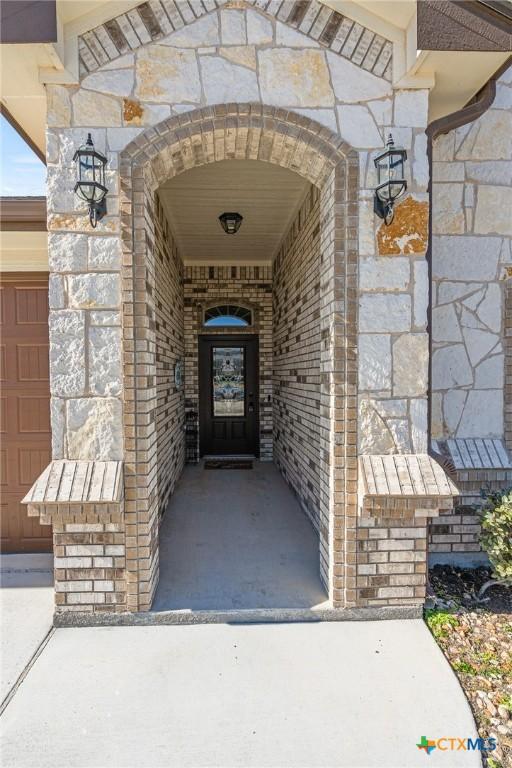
[426,565,512,768]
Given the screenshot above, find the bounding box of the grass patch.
[425,609,459,639]
[452,660,478,676]
[475,650,501,679]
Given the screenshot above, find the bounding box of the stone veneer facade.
[28,0,497,618]
[429,65,512,560]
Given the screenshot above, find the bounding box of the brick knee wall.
[426,467,512,560]
[53,521,127,613]
[429,506,483,555]
[356,516,428,607]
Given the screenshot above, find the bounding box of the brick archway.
[119,104,359,612]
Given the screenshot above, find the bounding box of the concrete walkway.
[0,619,479,767]
[152,462,327,612]
[0,554,54,705]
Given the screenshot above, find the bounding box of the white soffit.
[420,51,511,122]
[158,160,310,265]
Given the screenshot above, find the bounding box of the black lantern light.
[373,133,407,225]
[219,212,243,234]
[73,133,108,228]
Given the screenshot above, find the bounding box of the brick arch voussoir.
[120,105,355,191]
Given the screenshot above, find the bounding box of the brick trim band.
[78,0,393,80]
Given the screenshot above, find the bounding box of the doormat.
[204,459,253,470]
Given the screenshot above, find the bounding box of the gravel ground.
[426,565,512,768]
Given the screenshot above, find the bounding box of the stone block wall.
[431,65,512,442]
[358,152,430,456]
[428,65,512,561]
[47,227,123,461]
[183,265,273,460]
[77,1,394,82]
[273,186,322,529]
[154,195,185,512]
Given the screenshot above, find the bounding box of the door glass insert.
[212,347,245,417]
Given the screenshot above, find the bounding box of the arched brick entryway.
[119,104,359,611]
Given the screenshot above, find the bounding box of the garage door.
[0,274,52,553]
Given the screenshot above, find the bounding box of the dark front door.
[199,336,259,457]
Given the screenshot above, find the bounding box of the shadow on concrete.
[152,462,327,612]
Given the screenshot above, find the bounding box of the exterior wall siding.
[273,186,321,530]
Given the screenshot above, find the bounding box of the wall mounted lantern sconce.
[219,212,243,234]
[73,133,108,228]
[373,133,407,225]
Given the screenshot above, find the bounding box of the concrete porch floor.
[152,462,327,612]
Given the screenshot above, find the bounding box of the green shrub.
[480,489,512,581]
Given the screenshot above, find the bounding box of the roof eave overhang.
[2,0,511,159]
[417,0,512,52]
[0,197,47,231]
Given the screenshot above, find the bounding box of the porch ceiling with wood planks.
[158,159,310,265]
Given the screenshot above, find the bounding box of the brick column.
[23,461,127,615]
[356,510,430,607]
[356,454,458,609]
[52,516,126,613]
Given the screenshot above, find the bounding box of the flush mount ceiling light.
[219,212,243,234]
[73,133,108,228]
[373,133,407,226]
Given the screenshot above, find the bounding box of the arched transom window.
[204,305,252,327]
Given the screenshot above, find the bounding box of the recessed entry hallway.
[152,462,327,612]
